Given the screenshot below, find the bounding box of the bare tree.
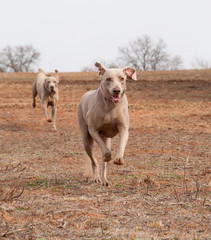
[150,38,169,70]
[168,55,184,70]
[191,58,210,69]
[0,45,40,72]
[0,65,4,72]
[81,36,184,71]
[118,35,153,70]
[117,35,184,71]
[118,35,170,71]
[81,60,119,72]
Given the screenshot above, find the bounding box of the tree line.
[118,35,183,71]
[82,35,210,71]
[0,36,210,72]
[0,45,40,72]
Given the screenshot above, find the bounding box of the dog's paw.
[101,175,110,187]
[113,158,124,165]
[52,125,57,131]
[92,176,101,184]
[102,180,110,187]
[104,151,112,162]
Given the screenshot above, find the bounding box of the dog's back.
[32,70,46,106]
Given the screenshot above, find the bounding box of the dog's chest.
[103,111,117,124]
[47,96,55,107]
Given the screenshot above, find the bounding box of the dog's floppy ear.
[55,69,59,83]
[95,62,106,75]
[123,67,137,81]
[38,68,47,74]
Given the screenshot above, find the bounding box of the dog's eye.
[106,78,112,82]
[118,76,125,82]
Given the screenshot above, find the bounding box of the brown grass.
[0,70,210,239]
[1,68,211,82]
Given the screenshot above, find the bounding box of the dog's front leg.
[52,103,57,131]
[88,127,112,162]
[114,126,129,165]
[42,100,51,122]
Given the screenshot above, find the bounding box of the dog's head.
[95,62,137,103]
[43,70,59,94]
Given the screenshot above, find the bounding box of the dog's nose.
[50,86,54,90]
[113,88,121,95]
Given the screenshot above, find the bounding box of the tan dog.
[78,62,137,186]
[32,68,59,131]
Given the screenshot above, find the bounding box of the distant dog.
[78,62,137,186]
[32,68,59,131]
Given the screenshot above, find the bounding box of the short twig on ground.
[1,227,28,237]
[1,186,24,202]
[203,197,207,206]
[172,186,180,203]
[183,163,188,193]
[0,162,22,173]
[194,179,201,200]
[10,186,25,200]
[168,202,188,206]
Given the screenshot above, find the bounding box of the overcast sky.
[0,0,210,72]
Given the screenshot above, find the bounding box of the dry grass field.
[0,69,210,240]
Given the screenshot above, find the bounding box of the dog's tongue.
[111,95,121,103]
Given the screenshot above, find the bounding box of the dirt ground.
[0,71,210,240]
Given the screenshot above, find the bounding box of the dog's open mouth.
[109,93,121,103]
[50,89,56,94]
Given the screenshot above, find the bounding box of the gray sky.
[0,0,210,71]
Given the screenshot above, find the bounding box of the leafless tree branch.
[0,45,40,72]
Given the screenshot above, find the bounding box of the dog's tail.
[38,68,46,74]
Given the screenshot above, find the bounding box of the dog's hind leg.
[51,102,57,131]
[32,81,37,108]
[101,135,111,186]
[78,105,101,184]
[84,131,101,184]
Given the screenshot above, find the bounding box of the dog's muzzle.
[109,88,122,103]
[50,86,56,94]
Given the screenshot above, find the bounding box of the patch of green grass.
[51,185,71,191]
[16,206,30,211]
[25,178,70,189]
[102,238,116,240]
[127,174,138,179]
[26,179,48,187]
[167,173,181,179]
[115,183,128,188]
